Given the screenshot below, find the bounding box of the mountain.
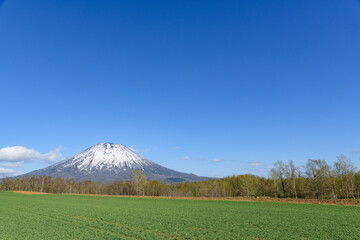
[22,143,210,183]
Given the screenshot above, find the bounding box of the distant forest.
[1,154,360,199]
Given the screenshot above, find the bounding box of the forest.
[1,154,360,199]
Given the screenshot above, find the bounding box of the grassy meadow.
[0,191,359,239]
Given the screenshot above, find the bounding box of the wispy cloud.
[237,167,251,172]
[182,156,191,160]
[43,147,62,163]
[247,161,273,172]
[1,162,22,168]
[213,158,224,162]
[0,146,62,163]
[248,161,263,167]
[129,145,149,154]
[174,146,181,149]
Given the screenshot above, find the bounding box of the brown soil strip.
[12,191,51,195]
[10,191,360,206]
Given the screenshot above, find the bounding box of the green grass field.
[0,192,359,239]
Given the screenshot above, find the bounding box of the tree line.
[1,155,360,199]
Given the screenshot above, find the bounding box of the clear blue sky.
[1,0,360,178]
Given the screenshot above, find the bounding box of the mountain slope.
[23,143,210,182]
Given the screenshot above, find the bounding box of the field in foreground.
[0,192,359,239]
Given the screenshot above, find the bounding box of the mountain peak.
[67,143,152,172]
[93,142,125,148]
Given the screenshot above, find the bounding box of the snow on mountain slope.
[57,143,152,173]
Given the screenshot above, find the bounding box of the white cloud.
[213,158,224,162]
[0,146,41,162]
[0,168,15,174]
[1,162,22,168]
[0,167,17,177]
[174,146,181,149]
[0,146,62,163]
[182,156,191,160]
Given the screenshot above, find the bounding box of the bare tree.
[271,160,288,197]
[334,154,356,199]
[306,159,330,199]
[131,170,147,196]
[288,160,298,199]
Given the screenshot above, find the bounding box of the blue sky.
[1,0,360,178]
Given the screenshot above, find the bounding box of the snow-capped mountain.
[23,143,210,182]
[55,143,153,173]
